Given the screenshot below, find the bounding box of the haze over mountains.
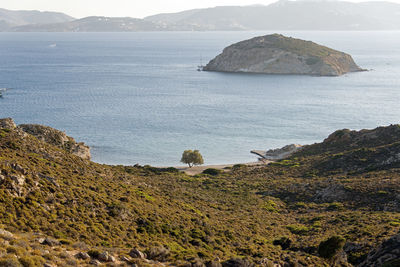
[0,8,74,31]
[1,0,400,31]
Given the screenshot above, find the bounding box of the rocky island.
[204,34,364,76]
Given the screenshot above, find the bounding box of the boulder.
[98,251,109,262]
[222,258,255,267]
[75,252,91,260]
[0,118,16,129]
[120,255,131,262]
[129,248,146,259]
[359,234,400,266]
[41,237,61,246]
[146,246,170,261]
[0,229,14,239]
[90,259,102,266]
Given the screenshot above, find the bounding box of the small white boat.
[49,44,57,48]
[0,88,7,97]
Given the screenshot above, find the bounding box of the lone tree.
[181,150,204,168]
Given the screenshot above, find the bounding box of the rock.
[75,252,91,260]
[0,118,16,129]
[120,255,131,262]
[192,258,206,267]
[206,260,222,267]
[98,251,109,262]
[11,163,27,175]
[90,259,102,266]
[204,34,364,76]
[41,237,61,246]
[38,173,59,187]
[359,234,400,266]
[10,174,25,186]
[129,248,146,259]
[18,124,91,160]
[259,258,282,267]
[252,144,302,160]
[222,258,255,267]
[108,255,116,262]
[314,184,349,203]
[0,229,14,239]
[146,246,170,261]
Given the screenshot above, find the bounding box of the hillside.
[204,34,363,76]
[1,118,400,266]
[0,8,74,31]
[145,0,400,31]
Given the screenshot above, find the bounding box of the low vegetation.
[1,120,400,266]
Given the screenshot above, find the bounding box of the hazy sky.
[2,0,400,18]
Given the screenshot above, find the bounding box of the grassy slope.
[1,125,400,266]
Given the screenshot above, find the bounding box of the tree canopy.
[181,150,204,168]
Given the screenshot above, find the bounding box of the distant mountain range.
[0,8,74,31]
[2,0,400,32]
[12,17,161,32]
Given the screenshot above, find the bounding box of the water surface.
[0,31,399,165]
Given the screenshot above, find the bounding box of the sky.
[1,0,400,19]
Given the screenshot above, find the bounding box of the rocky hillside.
[1,118,400,266]
[0,118,90,160]
[204,34,363,76]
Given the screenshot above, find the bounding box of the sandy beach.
[175,161,270,175]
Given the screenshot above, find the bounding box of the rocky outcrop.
[0,118,91,160]
[0,118,16,129]
[298,124,400,173]
[359,234,400,266]
[204,34,364,76]
[251,144,302,160]
[18,123,91,160]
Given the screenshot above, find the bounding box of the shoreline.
[174,161,271,175]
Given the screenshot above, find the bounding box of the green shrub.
[273,237,292,250]
[87,249,101,258]
[19,256,45,267]
[318,236,346,259]
[202,168,221,176]
[263,200,278,212]
[327,202,344,211]
[232,164,247,170]
[287,225,310,235]
[0,257,22,267]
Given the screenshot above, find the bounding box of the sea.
[0,31,399,166]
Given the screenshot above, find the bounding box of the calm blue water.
[0,31,399,166]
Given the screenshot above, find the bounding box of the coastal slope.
[204,34,363,76]
[1,118,400,266]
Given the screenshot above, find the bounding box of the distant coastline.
[2,1,400,32]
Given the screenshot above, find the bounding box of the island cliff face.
[204,34,363,76]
